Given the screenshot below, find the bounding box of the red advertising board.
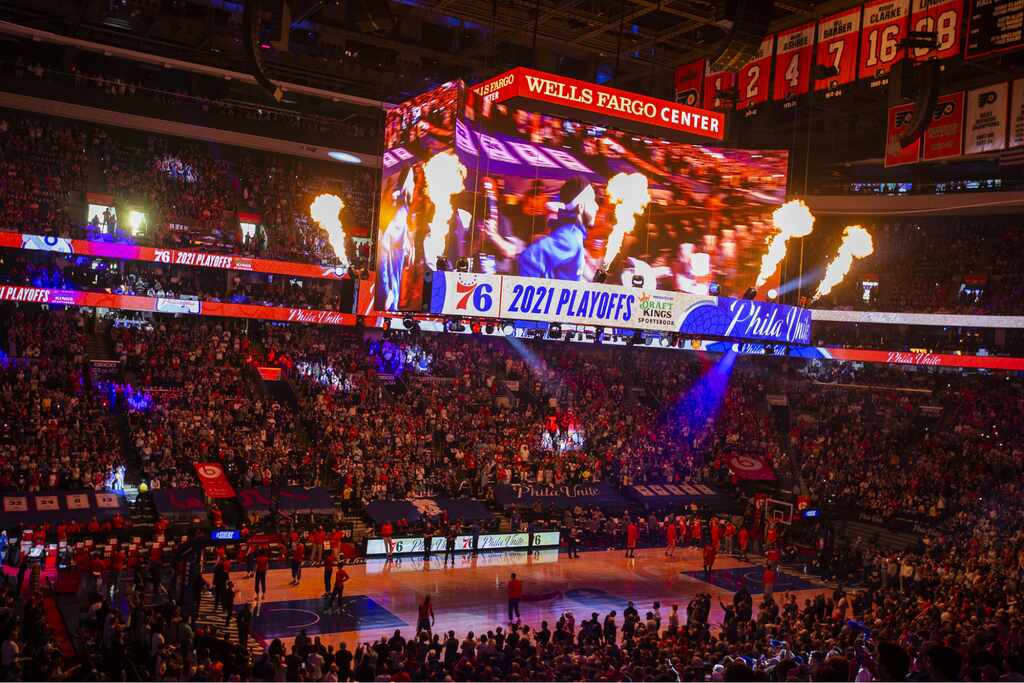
[859,0,910,81]
[815,7,863,92]
[470,66,725,140]
[0,231,349,281]
[703,67,736,111]
[910,0,964,61]
[674,58,705,107]
[885,102,922,166]
[773,23,816,100]
[825,348,1024,370]
[736,36,774,110]
[194,463,236,499]
[922,91,965,160]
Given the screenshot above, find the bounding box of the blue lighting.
[328,151,362,164]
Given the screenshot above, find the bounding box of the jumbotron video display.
[376,82,788,311]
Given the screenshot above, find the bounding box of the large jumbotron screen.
[376,81,788,311]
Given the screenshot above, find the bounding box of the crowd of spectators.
[0,113,375,265]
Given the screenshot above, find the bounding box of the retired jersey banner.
[923,91,965,160]
[1009,78,1024,148]
[910,0,964,61]
[773,23,816,100]
[674,59,705,107]
[703,67,736,111]
[815,7,862,92]
[965,82,1008,154]
[885,102,922,166]
[194,463,237,499]
[859,0,909,81]
[964,0,1024,59]
[736,36,774,110]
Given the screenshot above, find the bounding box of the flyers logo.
[895,110,914,126]
[977,91,997,107]
[931,101,955,119]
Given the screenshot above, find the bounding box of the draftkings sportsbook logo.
[635,292,676,325]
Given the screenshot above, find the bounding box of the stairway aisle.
[194,585,265,657]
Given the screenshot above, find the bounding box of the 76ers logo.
[451,274,495,313]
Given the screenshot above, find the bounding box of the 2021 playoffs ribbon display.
[429,272,813,345]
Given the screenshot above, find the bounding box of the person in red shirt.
[323,550,336,596]
[766,522,778,547]
[702,543,717,581]
[381,521,394,559]
[665,518,677,558]
[625,522,638,558]
[87,516,101,534]
[507,572,523,622]
[254,548,269,599]
[766,545,781,574]
[710,518,722,550]
[763,564,776,597]
[724,521,737,554]
[690,517,702,548]
[112,512,125,530]
[326,561,350,610]
[290,540,305,585]
[738,527,750,560]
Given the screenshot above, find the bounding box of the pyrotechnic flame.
[812,225,874,301]
[603,172,651,269]
[309,193,348,265]
[755,199,816,288]
[422,151,467,269]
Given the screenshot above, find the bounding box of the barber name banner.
[429,272,812,344]
[0,231,351,281]
[816,8,863,93]
[965,82,1009,154]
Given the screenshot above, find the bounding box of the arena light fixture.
[631,274,645,288]
[593,269,608,283]
[435,256,451,272]
[743,287,757,300]
[328,151,362,164]
[548,323,563,339]
[501,321,516,336]
[767,288,778,300]
[456,257,470,273]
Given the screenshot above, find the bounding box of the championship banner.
[703,66,736,111]
[493,483,627,509]
[964,82,1008,154]
[194,463,236,499]
[922,91,966,160]
[964,0,1024,59]
[815,7,862,93]
[724,455,777,481]
[469,67,725,140]
[735,36,774,110]
[773,23,816,101]
[674,58,705,107]
[859,0,909,82]
[885,102,922,166]
[1009,78,1024,148]
[0,231,351,281]
[909,0,963,61]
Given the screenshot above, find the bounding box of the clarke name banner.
[429,272,812,345]
[470,67,726,140]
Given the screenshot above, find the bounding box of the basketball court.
[208,546,831,652]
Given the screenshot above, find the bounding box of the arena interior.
[0,0,1023,680]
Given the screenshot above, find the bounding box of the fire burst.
[813,225,874,301]
[756,199,815,288]
[422,151,467,269]
[309,193,348,265]
[603,172,651,269]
